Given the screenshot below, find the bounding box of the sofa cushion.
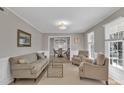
[31,59,48,74]
[96,53,105,66]
[9,53,37,64]
[19,53,37,63]
[12,63,34,70]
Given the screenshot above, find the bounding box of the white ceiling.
[8,7,120,33]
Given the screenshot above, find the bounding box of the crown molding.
[6,7,42,34]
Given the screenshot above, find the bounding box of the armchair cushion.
[83,62,106,69]
[72,56,82,61]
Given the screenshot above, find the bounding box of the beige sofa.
[79,53,109,85]
[9,53,49,82]
[72,50,89,66]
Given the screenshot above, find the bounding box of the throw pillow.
[37,53,45,60]
[18,59,27,64]
[96,53,105,66]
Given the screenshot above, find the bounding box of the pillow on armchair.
[96,53,105,66]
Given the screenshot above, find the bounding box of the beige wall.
[41,33,84,51]
[0,8,42,58]
[83,8,123,53]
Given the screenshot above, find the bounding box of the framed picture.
[17,29,31,47]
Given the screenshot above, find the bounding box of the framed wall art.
[17,29,31,47]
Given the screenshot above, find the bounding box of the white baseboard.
[0,78,13,85]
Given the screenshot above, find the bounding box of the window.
[87,32,95,58]
[105,17,124,70]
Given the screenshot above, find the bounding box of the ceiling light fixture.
[55,21,70,30]
[58,22,67,30]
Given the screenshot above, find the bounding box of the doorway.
[48,36,71,60]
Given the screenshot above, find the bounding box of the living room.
[1,6,124,86]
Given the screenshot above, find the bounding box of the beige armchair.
[72,50,89,66]
[79,53,109,85]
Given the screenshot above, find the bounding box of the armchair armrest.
[12,63,35,70]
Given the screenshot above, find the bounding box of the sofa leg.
[80,77,82,80]
[33,79,37,82]
[13,78,16,83]
[105,81,109,85]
